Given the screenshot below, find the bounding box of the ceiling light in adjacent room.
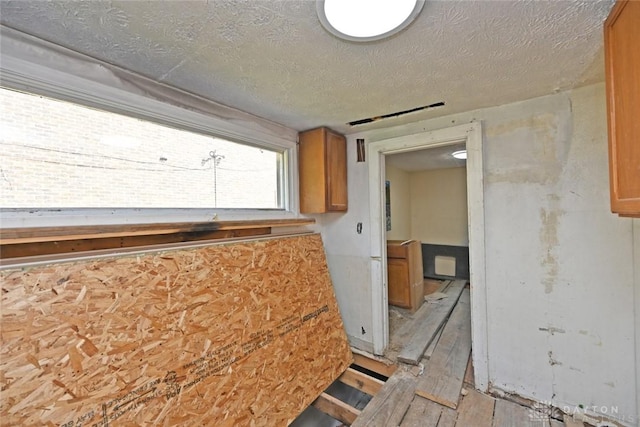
[452,150,467,160]
[317,0,425,42]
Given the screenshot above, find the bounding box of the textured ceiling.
[0,0,614,135]
[386,143,467,172]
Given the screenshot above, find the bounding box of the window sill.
[0,218,315,260]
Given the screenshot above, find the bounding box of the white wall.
[481,84,635,425]
[321,83,639,425]
[384,163,411,241]
[310,148,375,352]
[410,167,468,246]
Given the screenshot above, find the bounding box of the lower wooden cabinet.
[387,240,424,312]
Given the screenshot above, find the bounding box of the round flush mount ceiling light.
[317,0,425,42]
[452,150,467,160]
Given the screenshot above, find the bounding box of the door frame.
[366,122,488,391]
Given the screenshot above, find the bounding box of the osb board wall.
[0,233,352,426]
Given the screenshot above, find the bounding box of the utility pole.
[202,150,224,207]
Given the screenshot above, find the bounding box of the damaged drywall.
[540,194,563,294]
[324,83,637,425]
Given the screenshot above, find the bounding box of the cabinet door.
[388,259,411,308]
[299,129,328,213]
[605,0,640,215]
[326,130,348,211]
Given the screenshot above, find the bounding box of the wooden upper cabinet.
[605,0,640,217]
[299,127,348,213]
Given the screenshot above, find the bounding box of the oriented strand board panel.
[0,233,352,426]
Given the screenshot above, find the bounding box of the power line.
[0,142,206,171]
[0,154,211,172]
[1,142,277,173]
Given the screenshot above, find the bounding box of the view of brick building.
[0,88,282,209]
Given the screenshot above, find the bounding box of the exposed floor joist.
[307,353,391,425]
[352,352,397,378]
[312,392,361,425]
[339,367,385,396]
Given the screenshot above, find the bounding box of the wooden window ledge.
[0,218,315,260]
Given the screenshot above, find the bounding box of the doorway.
[366,122,488,391]
[384,143,468,356]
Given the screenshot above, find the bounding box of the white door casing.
[366,122,488,391]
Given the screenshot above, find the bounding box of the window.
[0,88,285,210]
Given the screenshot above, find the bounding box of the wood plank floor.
[355,365,584,427]
[414,289,471,409]
[353,283,591,427]
[397,280,466,365]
